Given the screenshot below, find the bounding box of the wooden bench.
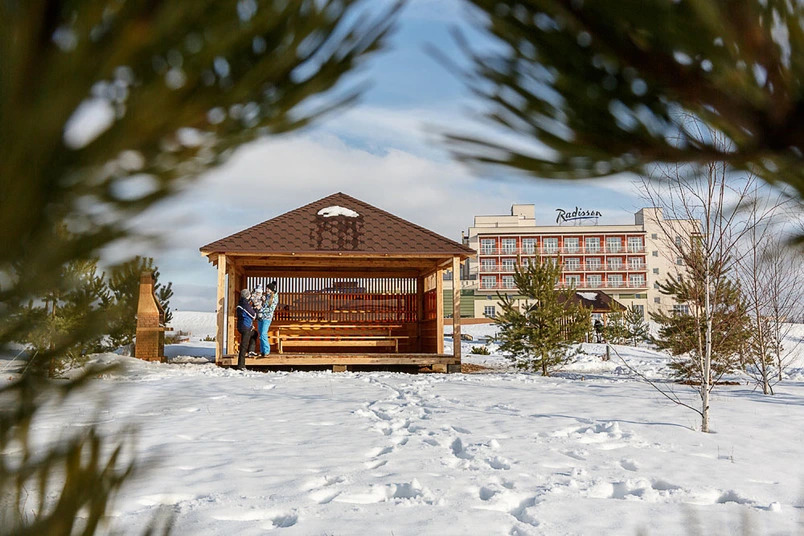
[273,324,408,354]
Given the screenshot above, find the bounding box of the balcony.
[478,262,648,273]
[479,281,648,291]
[478,246,644,256]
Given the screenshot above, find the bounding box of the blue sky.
[126,0,646,311]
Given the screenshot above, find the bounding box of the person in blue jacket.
[257,281,279,356]
[236,288,257,369]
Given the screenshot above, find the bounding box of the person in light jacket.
[257,281,279,356]
[236,289,257,369]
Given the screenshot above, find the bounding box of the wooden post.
[452,256,461,364]
[227,261,237,356]
[216,254,226,363]
[435,268,444,354]
[416,276,425,352]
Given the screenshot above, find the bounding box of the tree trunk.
[702,266,712,433]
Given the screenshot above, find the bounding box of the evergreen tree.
[602,311,629,345]
[106,257,172,351]
[624,306,649,347]
[651,250,750,382]
[1,3,396,532]
[451,1,804,209]
[15,257,111,377]
[495,260,591,375]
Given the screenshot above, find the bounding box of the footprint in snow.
[486,456,511,470]
[620,458,639,471]
[563,449,588,461]
[479,486,498,501]
[365,459,387,470]
[450,437,473,460]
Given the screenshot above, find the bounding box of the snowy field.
[3,314,804,535]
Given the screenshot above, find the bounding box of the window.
[480,259,496,272]
[502,258,517,272]
[608,258,623,269]
[585,237,601,253]
[654,282,660,289]
[654,297,661,304]
[484,305,496,318]
[675,235,683,247]
[608,274,623,288]
[672,304,690,315]
[522,238,537,254]
[653,268,659,274]
[501,238,517,254]
[587,274,602,287]
[651,233,658,239]
[627,237,643,252]
[629,274,646,287]
[481,276,497,289]
[544,237,559,253]
[565,275,580,286]
[632,304,645,318]
[480,239,495,255]
[606,237,621,253]
[652,251,659,257]
[564,257,581,270]
[586,257,602,269]
[502,275,516,289]
[628,257,644,270]
[676,257,684,266]
[565,237,580,253]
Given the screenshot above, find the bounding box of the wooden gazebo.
[200,193,475,371]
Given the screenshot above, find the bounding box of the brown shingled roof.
[200,192,475,257]
[559,290,626,313]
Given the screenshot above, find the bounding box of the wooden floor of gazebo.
[218,353,459,367]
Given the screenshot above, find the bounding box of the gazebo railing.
[246,276,419,324]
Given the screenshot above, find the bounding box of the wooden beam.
[435,268,444,354]
[452,256,461,364]
[218,354,460,366]
[234,257,441,270]
[227,263,236,356]
[244,268,421,279]
[216,254,226,363]
[416,275,424,353]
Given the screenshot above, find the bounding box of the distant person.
[257,281,279,356]
[236,288,257,370]
[594,319,604,343]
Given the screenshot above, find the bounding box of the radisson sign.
[555,207,602,224]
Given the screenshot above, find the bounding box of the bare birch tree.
[737,204,804,393]
[639,124,772,432]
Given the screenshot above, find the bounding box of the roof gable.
[200,192,475,257]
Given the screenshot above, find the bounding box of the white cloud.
[193,132,493,240]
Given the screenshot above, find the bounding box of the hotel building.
[457,205,700,319]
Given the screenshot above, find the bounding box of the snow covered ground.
[3,316,804,535]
